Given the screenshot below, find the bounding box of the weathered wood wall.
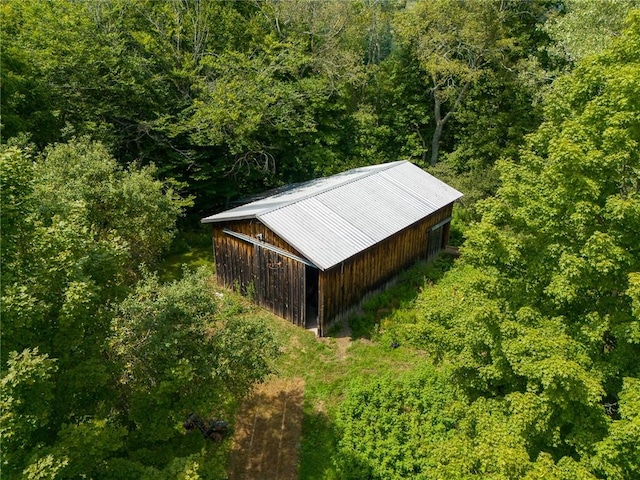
[211,202,454,336]
[254,247,306,327]
[212,222,306,326]
[213,220,305,256]
[213,226,254,291]
[317,203,454,333]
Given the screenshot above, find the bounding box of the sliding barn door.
[427,224,444,261]
[254,245,306,327]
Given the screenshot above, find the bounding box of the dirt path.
[227,377,305,480]
[332,317,352,361]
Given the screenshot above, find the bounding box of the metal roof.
[202,161,463,270]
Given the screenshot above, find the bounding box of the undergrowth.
[171,250,457,479]
[158,229,214,282]
[263,254,457,479]
[348,254,456,339]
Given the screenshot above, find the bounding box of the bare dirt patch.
[227,377,305,480]
[334,336,351,361]
[320,317,352,361]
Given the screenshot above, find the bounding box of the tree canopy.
[2,1,639,478]
[340,9,640,479]
[1,0,555,212]
[1,139,279,478]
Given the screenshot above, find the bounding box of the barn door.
[427,224,444,261]
[254,245,306,327]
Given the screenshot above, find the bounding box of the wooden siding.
[211,203,454,336]
[317,203,454,333]
[214,220,305,257]
[213,228,254,292]
[254,247,306,327]
[212,223,306,326]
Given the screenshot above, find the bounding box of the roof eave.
[201,214,258,224]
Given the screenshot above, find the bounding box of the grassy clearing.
[158,230,214,282]
[265,254,457,479]
[349,255,455,338]
[158,245,213,282]
[210,287,434,479]
[262,317,428,479]
[298,340,429,479]
[159,236,457,478]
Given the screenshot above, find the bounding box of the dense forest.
[1,0,639,479]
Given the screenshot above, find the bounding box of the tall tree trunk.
[430,119,444,166]
[429,79,471,166]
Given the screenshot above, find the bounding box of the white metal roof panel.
[318,175,421,243]
[201,161,463,270]
[201,162,402,223]
[261,198,373,269]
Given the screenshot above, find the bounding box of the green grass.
[156,228,214,282]
[158,244,214,283]
[277,329,430,479]
[174,246,458,479]
[349,254,455,338]
[258,256,458,478]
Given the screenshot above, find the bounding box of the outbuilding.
[201,161,463,336]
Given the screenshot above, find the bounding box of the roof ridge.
[257,161,407,218]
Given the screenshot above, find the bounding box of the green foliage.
[544,0,640,63]
[394,0,526,166]
[0,142,36,263]
[461,10,640,403]
[111,267,277,401]
[34,138,192,267]
[1,139,251,478]
[370,9,640,476]
[5,2,639,477]
[335,365,459,479]
[0,4,58,146]
[109,267,279,468]
[335,366,597,480]
[0,348,58,476]
[588,377,640,479]
[349,255,455,339]
[1,0,548,212]
[2,138,189,361]
[1,0,149,148]
[428,161,501,224]
[396,0,512,94]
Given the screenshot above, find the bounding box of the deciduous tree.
[394,0,515,165]
[367,8,640,477]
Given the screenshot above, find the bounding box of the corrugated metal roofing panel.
[261,198,374,270]
[380,163,462,209]
[201,161,403,223]
[318,174,423,243]
[201,161,463,269]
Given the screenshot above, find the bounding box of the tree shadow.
[227,378,305,480]
[298,407,340,480]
